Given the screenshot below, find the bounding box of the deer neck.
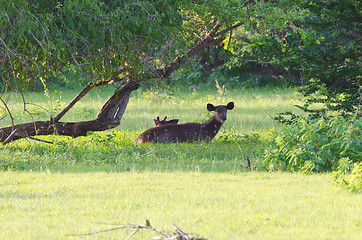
[201,115,224,139]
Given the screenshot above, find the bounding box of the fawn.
[153,116,179,126]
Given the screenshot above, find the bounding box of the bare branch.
[0,97,14,128]
[157,21,244,79]
[53,80,110,122]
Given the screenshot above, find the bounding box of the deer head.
[207,102,234,123]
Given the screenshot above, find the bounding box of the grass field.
[0,86,361,239]
[1,172,361,240]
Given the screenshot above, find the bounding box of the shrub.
[331,158,362,193]
[264,112,361,173]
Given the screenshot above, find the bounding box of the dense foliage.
[0,0,247,91]
[265,113,361,172]
[0,0,187,91]
[229,0,361,118]
[264,113,361,191]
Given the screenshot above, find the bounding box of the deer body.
[134,102,234,144]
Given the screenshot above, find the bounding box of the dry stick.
[141,225,172,238]
[2,129,18,145]
[236,143,254,171]
[66,224,172,239]
[66,225,131,237]
[172,224,190,240]
[126,227,140,240]
[125,224,172,240]
[244,156,254,171]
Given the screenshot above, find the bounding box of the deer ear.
[226,102,234,110]
[207,103,216,111]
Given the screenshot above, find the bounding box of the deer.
[153,116,179,126]
[134,102,234,144]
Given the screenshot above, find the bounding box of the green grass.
[1,171,360,240]
[1,86,303,172]
[1,86,360,239]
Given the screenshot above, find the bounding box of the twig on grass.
[244,156,254,171]
[236,143,256,171]
[172,224,190,240]
[66,222,206,240]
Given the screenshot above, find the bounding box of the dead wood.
[66,222,206,240]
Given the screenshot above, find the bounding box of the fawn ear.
[207,103,216,111]
[170,119,179,124]
[226,102,234,110]
[154,119,160,126]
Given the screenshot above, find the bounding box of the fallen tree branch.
[0,82,138,144]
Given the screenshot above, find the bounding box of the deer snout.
[218,114,227,122]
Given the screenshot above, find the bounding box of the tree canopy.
[1,0,245,90]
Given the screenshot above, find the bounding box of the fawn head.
[153,116,179,126]
[207,102,234,122]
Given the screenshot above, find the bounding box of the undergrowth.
[265,112,362,192]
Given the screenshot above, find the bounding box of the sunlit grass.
[0,171,360,240]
